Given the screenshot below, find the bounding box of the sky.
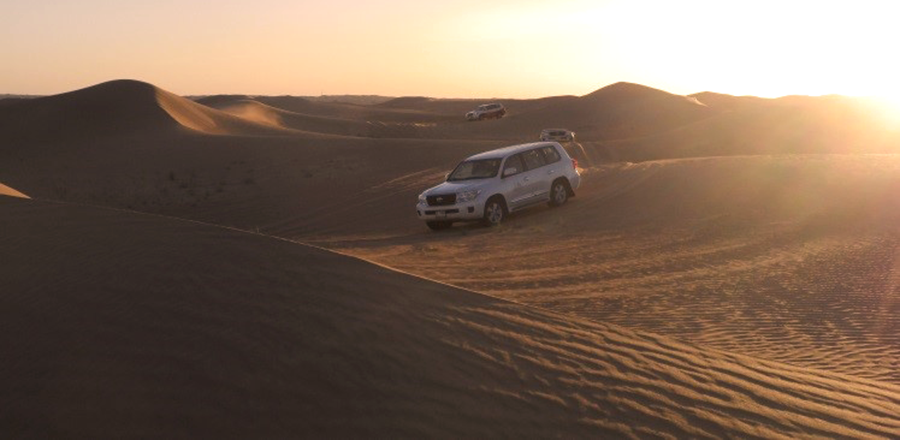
[2,0,900,100]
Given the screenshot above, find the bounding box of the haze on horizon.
[3,0,899,100]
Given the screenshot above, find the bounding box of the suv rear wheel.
[549,179,569,207]
[482,197,506,227]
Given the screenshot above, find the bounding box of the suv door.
[502,153,531,210]
[519,148,549,205]
[539,145,564,189]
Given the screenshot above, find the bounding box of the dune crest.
[0,182,28,199]
[154,87,221,133]
[209,99,286,127]
[0,79,303,141]
[210,98,378,136]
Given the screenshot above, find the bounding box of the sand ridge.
[1,197,898,438]
[317,155,900,383]
[0,182,28,199]
[0,80,337,141]
[198,82,722,142]
[208,98,383,137]
[200,94,449,124]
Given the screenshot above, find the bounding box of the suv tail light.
[572,158,578,169]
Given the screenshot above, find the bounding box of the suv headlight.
[418,193,426,203]
[457,189,481,203]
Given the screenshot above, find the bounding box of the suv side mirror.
[502,167,517,177]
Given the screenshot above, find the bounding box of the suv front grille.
[427,194,456,206]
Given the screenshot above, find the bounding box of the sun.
[871,95,900,129]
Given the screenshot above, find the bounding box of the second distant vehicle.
[466,103,506,121]
[540,128,575,142]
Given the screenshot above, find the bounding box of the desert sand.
[1,79,898,437]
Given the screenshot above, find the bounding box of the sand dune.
[154,87,296,136]
[4,79,900,435]
[201,95,479,139]
[349,84,711,143]
[601,95,900,161]
[191,94,255,108]
[317,155,900,384]
[0,97,30,110]
[0,80,307,142]
[377,94,578,117]
[0,182,28,199]
[401,82,719,143]
[511,82,715,140]
[203,86,708,143]
[377,96,448,109]
[186,82,900,152]
[208,98,385,137]
[2,197,897,438]
[0,113,501,233]
[5,79,894,149]
[201,94,452,125]
[690,91,772,111]
[352,83,716,143]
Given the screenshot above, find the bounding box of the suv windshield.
[447,159,501,181]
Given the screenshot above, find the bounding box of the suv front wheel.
[482,197,506,227]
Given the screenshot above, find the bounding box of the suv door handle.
[547,169,556,175]
[523,176,530,182]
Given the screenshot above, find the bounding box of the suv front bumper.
[416,201,484,222]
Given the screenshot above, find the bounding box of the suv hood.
[423,180,489,196]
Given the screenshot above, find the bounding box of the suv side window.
[521,149,545,171]
[540,146,561,164]
[503,154,524,177]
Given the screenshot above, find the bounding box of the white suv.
[540,128,575,142]
[466,103,506,121]
[416,142,581,230]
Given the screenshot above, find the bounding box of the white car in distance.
[466,103,507,121]
[540,128,575,142]
[416,142,581,230]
